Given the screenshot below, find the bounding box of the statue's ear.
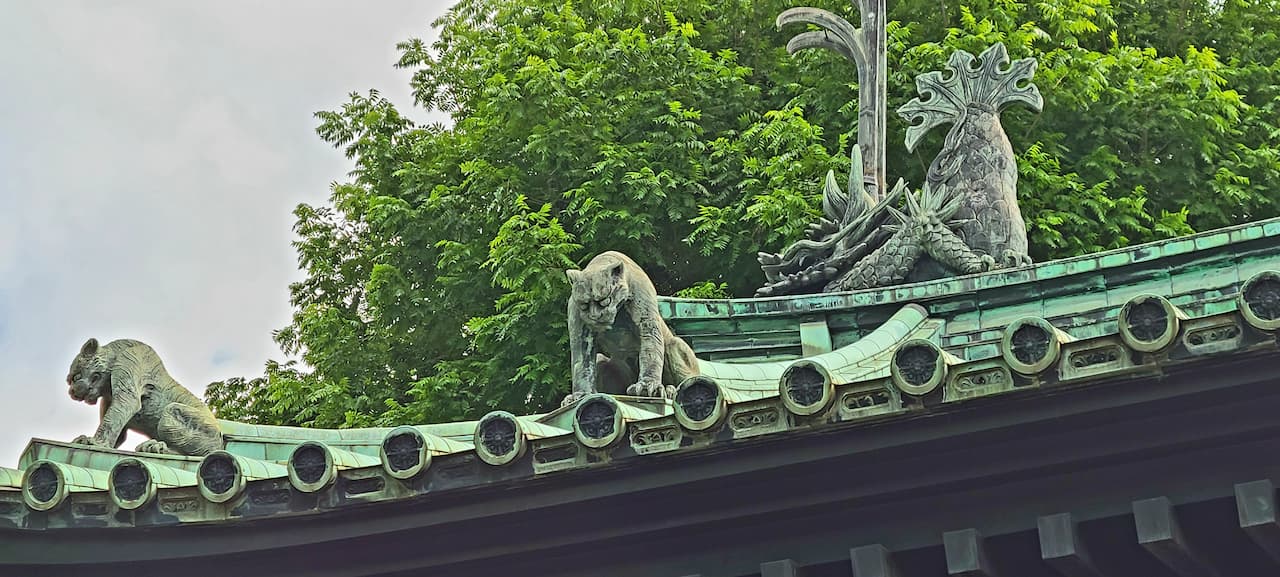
[80,338,99,357]
[566,269,583,284]
[610,262,624,280]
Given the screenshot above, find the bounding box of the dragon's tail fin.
[897,43,1043,152]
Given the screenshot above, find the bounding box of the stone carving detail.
[1126,300,1170,342]
[755,30,1041,295]
[563,251,700,406]
[731,408,780,431]
[249,490,290,506]
[160,498,199,514]
[479,418,517,457]
[1244,277,1280,321]
[901,43,1042,269]
[1187,324,1240,346]
[955,369,1007,390]
[1070,347,1121,369]
[632,428,677,447]
[65,338,224,456]
[843,389,891,410]
[1010,325,1051,365]
[895,345,938,387]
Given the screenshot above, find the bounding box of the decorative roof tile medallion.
[573,394,624,449]
[288,442,337,493]
[1240,270,1280,331]
[891,339,948,396]
[780,360,835,416]
[673,376,726,431]
[474,411,524,466]
[1001,317,1068,375]
[381,426,430,480]
[1119,294,1183,352]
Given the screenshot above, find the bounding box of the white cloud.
[0,0,455,465]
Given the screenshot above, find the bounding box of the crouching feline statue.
[65,338,223,456]
[562,251,700,407]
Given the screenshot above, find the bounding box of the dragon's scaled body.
[900,43,1043,268]
[755,39,1042,297]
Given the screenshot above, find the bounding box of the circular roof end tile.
[673,376,726,431]
[474,411,525,466]
[1240,271,1280,331]
[110,458,155,510]
[381,426,430,480]
[779,360,834,416]
[23,461,67,512]
[198,450,244,503]
[892,339,947,396]
[288,442,336,493]
[1002,317,1062,375]
[1120,294,1181,352]
[573,394,624,449]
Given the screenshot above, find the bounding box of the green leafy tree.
[208,0,1280,427]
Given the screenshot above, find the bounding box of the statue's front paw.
[71,434,97,446]
[980,254,998,271]
[626,380,665,399]
[135,439,171,454]
[561,391,588,408]
[1001,250,1033,268]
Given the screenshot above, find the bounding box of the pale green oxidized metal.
[2,218,1279,528]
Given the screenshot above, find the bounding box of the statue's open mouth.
[69,388,99,404]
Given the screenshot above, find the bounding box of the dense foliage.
[206,0,1280,427]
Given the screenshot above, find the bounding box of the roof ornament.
[63,338,224,456]
[562,251,700,407]
[757,0,1042,296]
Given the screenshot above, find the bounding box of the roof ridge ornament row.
[6,277,1278,523]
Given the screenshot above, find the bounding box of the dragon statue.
[756,2,1043,296]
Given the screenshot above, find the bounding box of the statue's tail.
[896,43,1043,152]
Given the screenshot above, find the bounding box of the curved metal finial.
[776,1,887,202]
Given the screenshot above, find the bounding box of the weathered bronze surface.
[759,0,1042,296]
[563,251,700,406]
[64,338,223,456]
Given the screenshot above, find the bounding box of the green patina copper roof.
[1,217,1278,528]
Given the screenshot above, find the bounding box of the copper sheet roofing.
[2,217,1279,529]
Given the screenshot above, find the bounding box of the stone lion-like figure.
[562,251,700,407]
[65,338,223,456]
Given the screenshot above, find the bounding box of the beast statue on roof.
[65,338,223,456]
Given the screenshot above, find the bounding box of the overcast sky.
[0,1,453,466]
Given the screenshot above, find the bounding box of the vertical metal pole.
[858,0,887,201]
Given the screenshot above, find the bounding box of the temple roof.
[2,216,1278,538]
